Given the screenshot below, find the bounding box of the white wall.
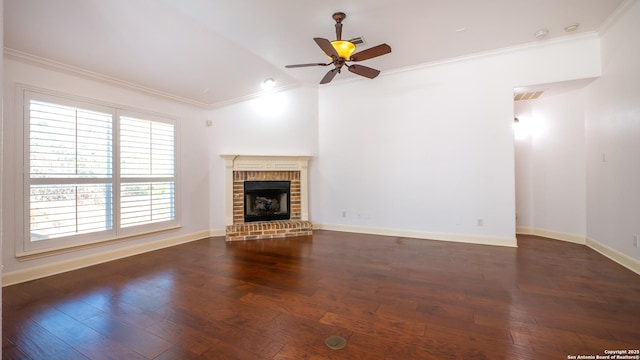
[585,0,640,261]
[316,63,515,244]
[2,58,212,278]
[532,90,587,238]
[206,86,320,231]
[515,89,588,241]
[311,35,601,246]
[510,0,640,271]
[514,101,534,228]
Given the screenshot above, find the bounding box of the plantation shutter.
[119,115,176,228]
[23,89,179,253]
[28,97,114,241]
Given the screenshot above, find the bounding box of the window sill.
[16,225,182,261]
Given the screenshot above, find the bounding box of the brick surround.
[221,155,312,241]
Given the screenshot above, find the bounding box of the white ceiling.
[4,0,627,107]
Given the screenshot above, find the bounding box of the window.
[22,89,179,253]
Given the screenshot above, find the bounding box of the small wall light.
[513,117,527,140]
[262,78,275,89]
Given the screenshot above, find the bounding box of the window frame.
[16,85,181,256]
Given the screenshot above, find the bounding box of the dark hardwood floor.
[3,231,640,359]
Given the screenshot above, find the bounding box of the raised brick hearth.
[225,220,313,241]
[221,155,312,241]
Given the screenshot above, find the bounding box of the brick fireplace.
[221,155,313,241]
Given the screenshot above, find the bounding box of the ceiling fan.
[285,12,392,84]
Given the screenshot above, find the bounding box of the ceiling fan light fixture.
[330,40,356,59]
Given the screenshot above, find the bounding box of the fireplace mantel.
[220,155,312,226]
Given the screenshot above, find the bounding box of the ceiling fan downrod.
[332,12,346,40]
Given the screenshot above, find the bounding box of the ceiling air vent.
[514,91,544,101]
[348,36,365,46]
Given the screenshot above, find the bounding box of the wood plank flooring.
[3,231,640,359]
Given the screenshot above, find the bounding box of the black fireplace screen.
[244,180,291,222]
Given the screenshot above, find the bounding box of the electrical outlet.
[634,234,640,248]
[477,218,484,227]
[341,211,347,218]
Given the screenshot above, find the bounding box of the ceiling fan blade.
[347,64,381,79]
[314,37,339,59]
[320,68,340,84]
[350,43,391,62]
[285,63,329,68]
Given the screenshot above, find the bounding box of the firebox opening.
[244,180,291,223]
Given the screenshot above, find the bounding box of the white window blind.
[30,184,113,240]
[30,100,113,178]
[120,116,175,228]
[23,90,179,252]
[28,99,114,242]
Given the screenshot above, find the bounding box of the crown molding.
[5,30,602,108]
[386,32,601,77]
[4,47,212,108]
[5,47,317,110]
[207,82,312,110]
[318,32,601,89]
[597,0,638,36]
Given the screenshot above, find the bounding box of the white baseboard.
[7,226,634,287]
[209,228,226,237]
[316,223,518,247]
[516,227,640,275]
[515,226,534,235]
[586,237,640,275]
[2,230,211,286]
[516,226,586,244]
